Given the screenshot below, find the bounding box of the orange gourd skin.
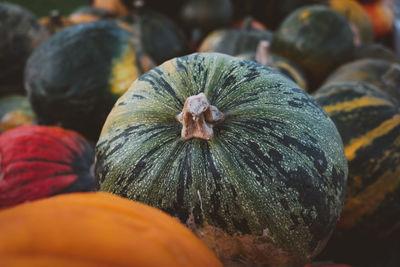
[0,192,222,267]
[92,0,131,16]
[361,0,394,38]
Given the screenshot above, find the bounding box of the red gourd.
[0,125,95,209]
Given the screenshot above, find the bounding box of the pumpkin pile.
[0,0,399,266]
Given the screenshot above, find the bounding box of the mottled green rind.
[0,2,47,94]
[322,58,400,101]
[270,5,355,91]
[95,53,348,263]
[24,20,136,141]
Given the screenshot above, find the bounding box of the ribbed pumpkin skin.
[122,9,189,65]
[312,82,400,265]
[95,53,348,266]
[322,58,400,100]
[0,95,35,133]
[0,2,48,94]
[0,192,222,267]
[270,5,355,91]
[25,20,153,141]
[0,125,95,209]
[198,28,273,56]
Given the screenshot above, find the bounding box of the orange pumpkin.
[361,0,394,38]
[92,0,131,16]
[0,192,222,267]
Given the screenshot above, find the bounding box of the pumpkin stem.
[382,63,400,88]
[255,40,271,65]
[242,16,254,31]
[177,93,224,140]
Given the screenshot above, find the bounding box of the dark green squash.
[237,41,308,91]
[121,8,188,65]
[270,5,355,92]
[0,94,35,133]
[24,20,155,141]
[322,58,400,101]
[0,2,48,95]
[251,0,325,30]
[312,82,400,266]
[198,20,273,56]
[95,52,348,266]
[180,0,233,33]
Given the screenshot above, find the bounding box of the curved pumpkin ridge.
[97,53,347,265]
[0,192,222,267]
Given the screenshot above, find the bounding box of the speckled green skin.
[0,2,48,94]
[270,5,355,92]
[95,53,348,265]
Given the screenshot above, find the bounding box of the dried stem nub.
[177,93,224,140]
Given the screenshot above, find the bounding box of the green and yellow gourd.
[312,82,400,266]
[322,58,400,101]
[25,20,154,141]
[95,53,348,266]
[270,5,355,91]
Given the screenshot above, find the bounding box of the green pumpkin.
[24,20,155,141]
[251,0,325,30]
[121,8,188,65]
[95,53,348,266]
[180,0,233,32]
[237,41,308,91]
[351,43,400,63]
[0,95,35,133]
[322,58,400,101]
[312,82,400,266]
[270,5,355,91]
[0,2,48,95]
[198,22,273,56]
